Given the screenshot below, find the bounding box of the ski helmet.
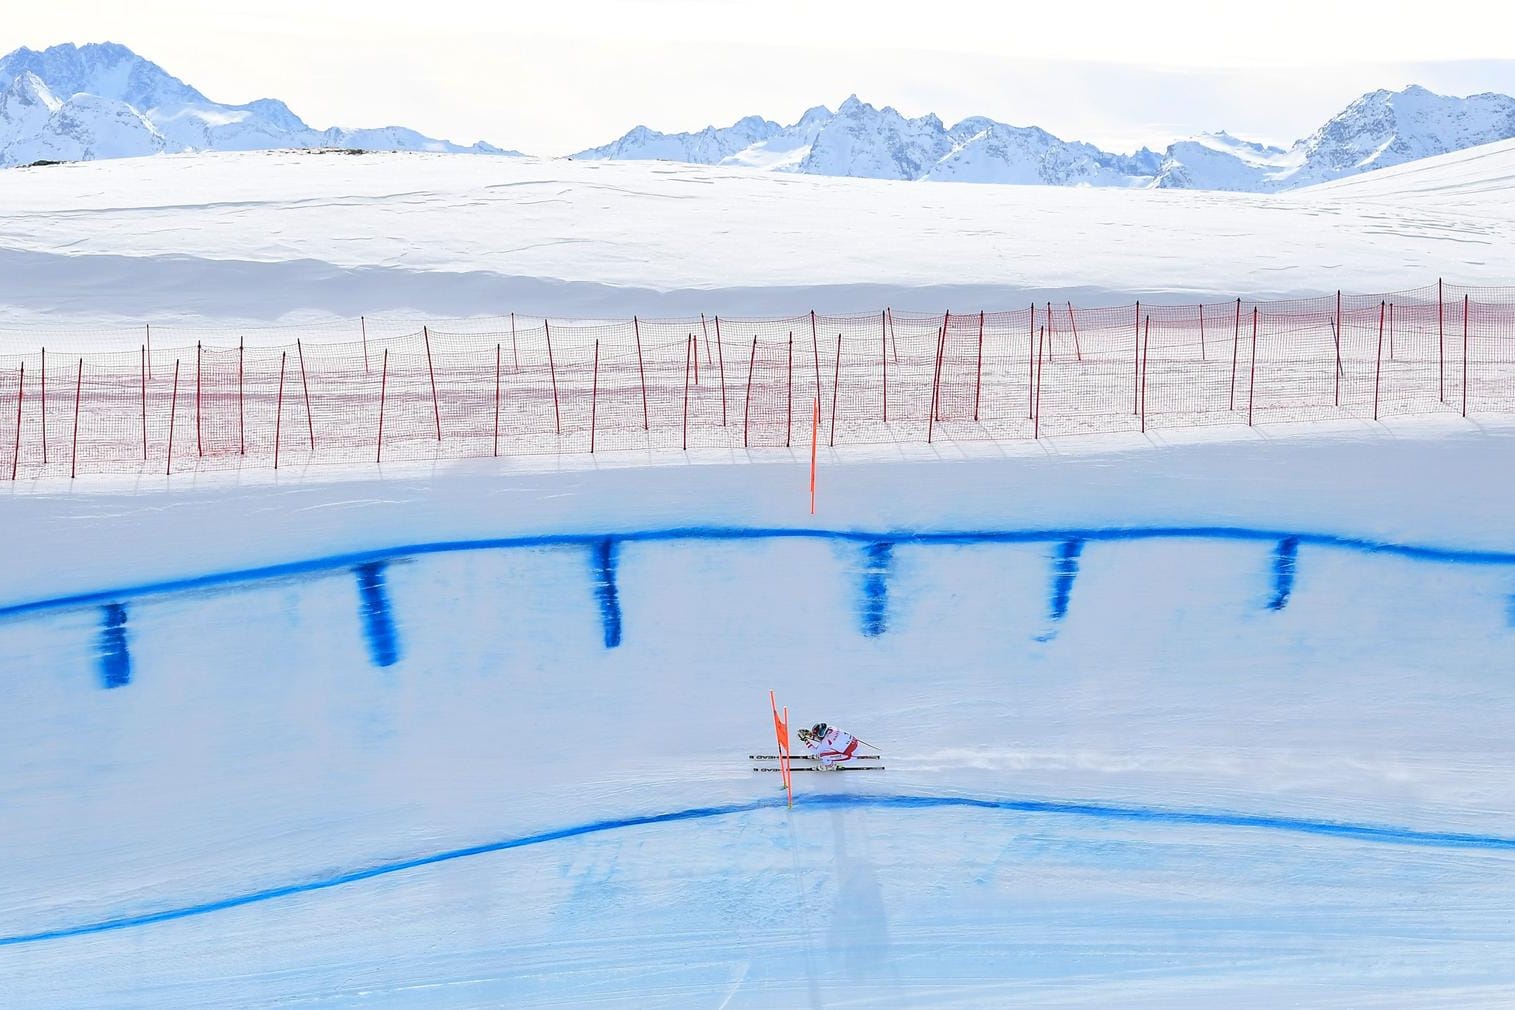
[811,722,827,737]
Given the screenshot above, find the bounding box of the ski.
[752,765,884,772]
[749,754,880,762]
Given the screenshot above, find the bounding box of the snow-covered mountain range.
[0,42,514,168]
[576,87,1515,193]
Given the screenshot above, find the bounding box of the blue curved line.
[3,792,1512,949]
[3,525,1514,622]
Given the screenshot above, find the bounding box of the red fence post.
[1462,293,1470,418]
[145,323,152,380]
[633,316,650,430]
[195,341,203,457]
[166,359,180,476]
[423,326,442,442]
[973,310,984,421]
[928,321,946,443]
[1028,303,1036,420]
[1141,317,1151,432]
[810,315,822,407]
[743,336,757,448]
[880,310,888,423]
[785,332,794,448]
[1373,300,1386,421]
[830,333,841,447]
[40,348,47,465]
[701,312,713,367]
[297,338,315,449]
[545,321,561,435]
[683,334,693,451]
[494,342,502,457]
[1438,278,1446,402]
[11,362,23,481]
[140,345,148,460]
[275,351,286,470]
[361,315,370,374]
[1067,301,1082,361]
[71,358,82,479]
[1132,301,1141,414]
[510,312,520,372]
[1247,309,1259,426]
[1229,298,1241,410]
[590,338,600,453]
[238,336,245,455]
[1334,290,1342,407]
[714,315,728,426]
[1198,303,1206,362]
[375,348,387,464]
[1033,325,1046,439]
[1047,302,1055,361]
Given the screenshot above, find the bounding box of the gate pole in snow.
[493,343,502,457]
[1229,298,1241,410]
[928,321,946,443]
[811,315,822,407]
[40,349,46,464]
[1462,294,1470,418]
[70,358,82,479]
[1438,279,1446,403]
[1334,290,1342,407]
[590,339,599,454]
[140,346,148,460]
[809,397,818,515]
[785,333,793,448]
[1141,317,1150,432]
[1373,301,1386,421]
[683,334,693,451]
[830,333,841,447]
[743,336,757,448]
[510,312,520,372]
[545,321,561,435]
[633,316,649,430]
[275,352,286,469]
[145,324,152,379]
[701,312,713,368]
[11,362,22,481]
[361,315,370,374]
[1198,303,1206,361]
[297,339,315,449]
[238,337,245,455]
[881,310,888,423]
[973,310,984,421]
[1133,301,1142,414]
[1033,325,1046,439]
[195,342,202,458]
[423,326,441,442]
[1047,302,1055,361]
[1247,309,1259,426]
[714,315,728,425]
[1028,303,1036,420]
[375,349,388,464]
[1068,301,1083,361]
[165,360,180,476]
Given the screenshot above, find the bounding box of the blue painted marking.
[591,538,622,648]
[97,603,131,689]
[860,540,892,637]
[3,790,1512,949]
[1049,537,1084,621]
[353,562,399,667]
[1269,537,1300,611]
[4,526,1515,624]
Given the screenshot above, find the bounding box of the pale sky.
[9,0,1515,155]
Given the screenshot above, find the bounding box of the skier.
[796,722,860,768]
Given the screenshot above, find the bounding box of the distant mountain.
[0,41,518,167]
[573,87,1515,193]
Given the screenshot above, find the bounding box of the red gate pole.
[1334,290,1342,406]
[1388,301,1395,361]
[140,345,148,460]
[830,333,841,447]
[1033,325,1046,439]
[809,397,818,515]
[70,358,82,479]
[973,310,984,421]
[887,307,900,363]
[40,348,47,465]
[510,312,520,371]
[145,323,152,379]
[545,321,561,435]
[374,348,387,464]
[1438,279,1446,401]
[166,359,180,476]
[1373,301,1386,421]
[297,338,315,449]
[810,315,822,407]
[1132,301,1141,414]
[880,310,888,423]
[714,315,728,425]
[590,338,600,453]
[275,351,286,469]
[238,336,245,455]
[1047,302,1055,361]
[1140,318,1151,432]
[1028,303,1036,419]
[633,316,649,430]
[1229,298,1241,410]
[743,336,757,448]
[493,342,502,457]
[701,312,713,368]
[195,341,203,458]
[691,330,699,385]
[1462,294,1470,418]
[361,315,370,374]
[11,362,23,481]
[683,334,693,451]
[1068,301,1082,361]
[937,310,950,420]
[785,332,794,448]
[1198,303,1206,362]
[1247,309,1259,426]
[423,326,442,441]
[928,322,946,443]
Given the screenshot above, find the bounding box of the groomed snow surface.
[3,426,1515,1008]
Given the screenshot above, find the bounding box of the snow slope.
[3,138,1515,333]
[2,426,1514,1006]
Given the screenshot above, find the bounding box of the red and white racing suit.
[803,726,860,765]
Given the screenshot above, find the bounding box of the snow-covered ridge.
[0,42,517,168]
[575,86,1515,193]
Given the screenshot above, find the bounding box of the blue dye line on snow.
[353,562,399,668]
[1269,537,1300,611]
[97,603,131,689]
[859,540,893,637]
[591,538,622,648]
[5,525,1515,625]
[4,791,1513,949]
[1049,537,1084,621]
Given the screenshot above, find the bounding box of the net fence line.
[3,282,1514,480]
